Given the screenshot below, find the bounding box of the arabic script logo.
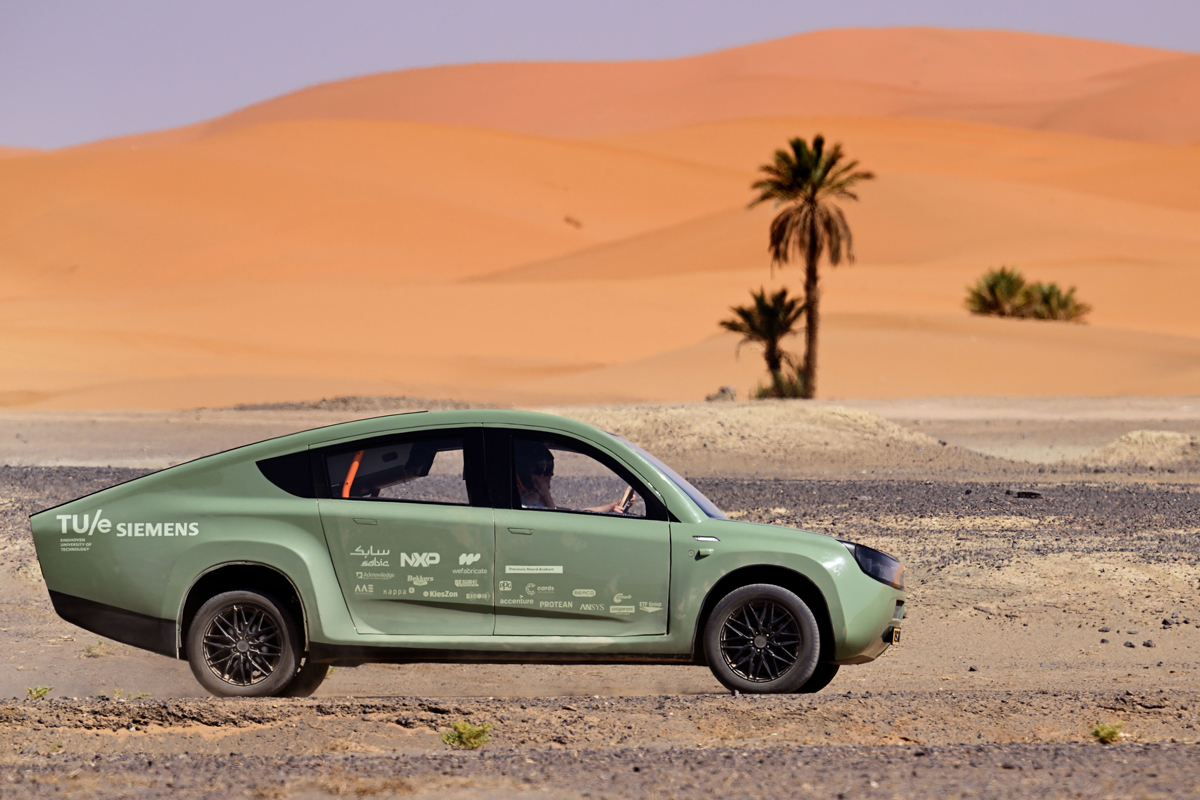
[459,552,482,566]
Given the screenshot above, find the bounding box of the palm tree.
[719,287,805,397]
[965,266,1033,318]
[749,135,873,399]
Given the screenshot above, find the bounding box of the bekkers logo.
[459,553,482,566]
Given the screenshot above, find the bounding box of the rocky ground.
[2,400,1200,797]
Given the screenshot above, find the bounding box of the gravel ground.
[4,461,1200,797]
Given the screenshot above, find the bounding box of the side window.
[326,436,470,506]
[512,437,648,518]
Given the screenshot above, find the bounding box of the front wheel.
[280,659,330,698]
[703,584,820,694]
[186,590,300,697]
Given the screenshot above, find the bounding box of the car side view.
[30,410,906,697]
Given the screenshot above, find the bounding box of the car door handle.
[696,548,714,558]
[353,518,378,525]
[507,527,533,535]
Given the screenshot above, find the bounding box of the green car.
[30,410,905,697]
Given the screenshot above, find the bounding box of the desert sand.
[1,29,1200,409]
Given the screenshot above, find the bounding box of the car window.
[511,437,647,518]
[616,435,728,519]
[326,436,470,505]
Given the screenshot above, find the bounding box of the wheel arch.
[690,565,834,667]
[178,562,308,659]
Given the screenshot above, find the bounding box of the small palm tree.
[1025,283,1091,322]
[965,267,1033,317]
[720,287,806,398]
[749,135,873,399]
[966,267,1091,322]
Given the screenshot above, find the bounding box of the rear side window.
[326,436,471,506]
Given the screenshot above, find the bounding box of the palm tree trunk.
[802,220,820,399]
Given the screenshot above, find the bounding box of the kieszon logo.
[459,553,481,566]
[400,553,440,568]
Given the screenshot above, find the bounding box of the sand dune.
[2,29,1200,409]
[85,28,1199,147]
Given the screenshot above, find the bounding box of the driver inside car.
[514,440,630,514]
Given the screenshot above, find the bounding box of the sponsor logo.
[466,592,490,601]
[65,507,201,540]
[572,589,596,598]
[454,579,479,587]
[613,593,632,603]
[458,553,482,566]
[356,571,394,580]
[59,537,91,553]
[539,600,573,609]
[360,558,389,567]
[452,567,488,574]
[639,602,663,613]
[499,581,513,592]
[525,583,537,596]
[354,584,374,594]
[610,605,636,615]
[423,590,458,599]
[400,552,441,568]
[537,585,554,594]
[56,510,110,536]
[353,546,389,567]
[580,603,605,611]
[407,575,434,586]
[505,565,563,574]
[499,597,535,606]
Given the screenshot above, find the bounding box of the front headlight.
[841,541,905,590]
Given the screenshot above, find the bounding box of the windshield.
[615,436,728,520]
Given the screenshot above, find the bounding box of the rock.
[1099,626,1111,632]
[973,605,992,614]
[705,386,737,402]
[1127,630,1139,635]
[1015,490,1042,499]
[1125,641,1136,648]
[1143,640,1156,648]
[968,665,978,672]
[1100,639,1109,644]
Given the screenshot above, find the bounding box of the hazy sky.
[2,0,1197,148]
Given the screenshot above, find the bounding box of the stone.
[1124,641,1136,648]
[1098,626,1111,632]
[1143,640,1156,648]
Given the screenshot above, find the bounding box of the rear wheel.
[187,590,300,698]
[703,583,820,694]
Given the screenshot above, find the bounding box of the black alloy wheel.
[703,584,820,694]
[203,602,283,685]
[187,590,300,697]
[720,599,801,682]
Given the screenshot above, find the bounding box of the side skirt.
[308,642,696,667]
[48,591,176,658]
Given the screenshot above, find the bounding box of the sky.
[2,0,1198,149]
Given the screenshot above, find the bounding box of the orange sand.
[1,28,1199,409]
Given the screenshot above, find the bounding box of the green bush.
[441,720,493,750]
[26,686,52,700]
[966,267,1090,322]
[1090,721,1125,744]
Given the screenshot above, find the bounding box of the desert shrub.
[441,720,493,750]
[965,267,1090,322]
[754,370,806,399]
[1090,720,1125,744]
[26,685,52,700]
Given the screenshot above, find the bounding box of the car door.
[488,429,671,636]
[317,428,495,635]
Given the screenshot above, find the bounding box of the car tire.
[186,590,300,698]
[795,662,840,693]
[703,583,820,694]
[280,659,330,698]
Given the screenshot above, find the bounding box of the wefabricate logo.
[459,553,481,565]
